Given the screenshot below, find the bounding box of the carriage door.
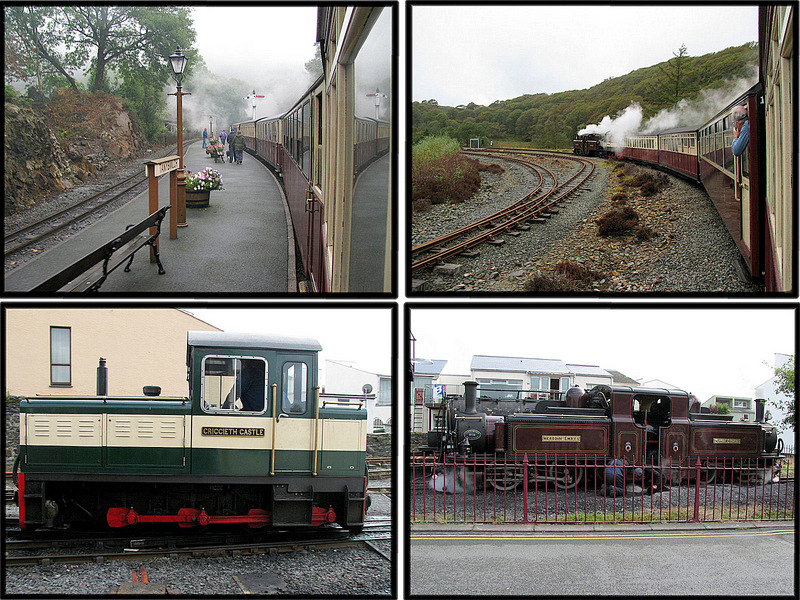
[271,356,314,474]
[735,148,752,256]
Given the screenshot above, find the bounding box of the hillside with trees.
[412,43,758,148]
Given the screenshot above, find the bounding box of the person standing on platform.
[233,128,246,164]
[228,127,236,163]
[202,127,208,148]
[220,128,227,149]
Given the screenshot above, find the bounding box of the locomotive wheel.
[548,465,583,490]
[488,466,523,490]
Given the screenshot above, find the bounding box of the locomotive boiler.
[422,381,782,489]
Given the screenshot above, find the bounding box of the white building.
[325,360,391,434]
[701,395,757,422]
[754,353,795,451]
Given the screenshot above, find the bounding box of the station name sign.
[145,155,180,177]
[542,435,581,443]
[201,426,265,437]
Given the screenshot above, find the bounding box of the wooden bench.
[31,206,170,293]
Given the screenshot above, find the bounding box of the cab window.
[202,356,267,413]
[282,362,308,414]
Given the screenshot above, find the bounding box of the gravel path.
[411,156,763,293]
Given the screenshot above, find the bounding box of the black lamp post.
[168,47,190,227]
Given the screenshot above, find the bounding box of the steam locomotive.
[421,381,782,489]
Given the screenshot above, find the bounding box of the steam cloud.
[578,73,758,154]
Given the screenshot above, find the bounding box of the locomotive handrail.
[321,400,365,408]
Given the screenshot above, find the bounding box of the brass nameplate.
[202,427,265,437]
[542,435,581,442]
[713,438,741,445]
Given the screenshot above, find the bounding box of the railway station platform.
[4,141,294,293]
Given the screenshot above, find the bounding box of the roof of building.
[471,355,571,374]
[566,364,612,378]
[412,359,447,376]
[605,369,641,386]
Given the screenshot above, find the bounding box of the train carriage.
[759,5,794,293]
[16,331,369,533]
[697,84,763,282]
[657,127,699,179]
[621,134,659,163]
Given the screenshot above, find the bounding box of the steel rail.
[4,144,182,258]
[411,151,595,272]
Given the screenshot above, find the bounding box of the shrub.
[412,198,433,213]
[523,272,582,292]
[636,226,656,241]
[611,193,628,204]
[596,206,640,237]
[411,136,486,205]
[554,261,604,283]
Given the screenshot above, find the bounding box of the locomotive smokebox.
[463,381,478,414]
[96,358,108,396]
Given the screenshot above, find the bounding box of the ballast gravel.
[411,155,763,293]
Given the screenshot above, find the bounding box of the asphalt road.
[409,525,795,596]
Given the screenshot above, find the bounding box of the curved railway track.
[411,150,596,272]
[4,144,183,261]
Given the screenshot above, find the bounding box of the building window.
[733,399,749,409]
[378,377,392,406]
[50,326,71,386]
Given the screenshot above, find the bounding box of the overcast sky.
[185,308,394,384]
[189,6,318,119]
[412,4,759,106]
[409,306,795,406]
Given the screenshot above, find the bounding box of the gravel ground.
[411,156,763,293]
[4,142,184,274]
[4,493,392,596]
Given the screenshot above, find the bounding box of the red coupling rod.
[107,506,336,528]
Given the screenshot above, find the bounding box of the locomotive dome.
[187,330,322,351]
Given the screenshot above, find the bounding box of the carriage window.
[349,6,391,292]
[282,362,308,414]
[202,356,267,413]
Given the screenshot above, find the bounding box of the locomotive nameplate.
[542,435,581,443]
[201,427,265,437]
[713,438,741,444]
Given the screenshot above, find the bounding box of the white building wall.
[326,360,390,434]
[755,353,795,451]
[573,374,612,389]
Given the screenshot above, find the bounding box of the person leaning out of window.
[731,105,749,157]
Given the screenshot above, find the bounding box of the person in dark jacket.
[232,128,246,164]
[228,127,236,162]
[202,127,208,148]
[732,105,749,157]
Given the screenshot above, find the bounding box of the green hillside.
[411,43,758,149]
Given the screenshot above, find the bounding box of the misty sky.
[189,6,318,122]
[409,307,794,407]
[412,5,759,106]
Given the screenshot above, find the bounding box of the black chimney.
[463,381,478,414]
[97,358,108,396]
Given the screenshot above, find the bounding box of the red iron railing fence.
[410,452,794,524]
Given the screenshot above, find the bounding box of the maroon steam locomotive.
[421,381,782,489]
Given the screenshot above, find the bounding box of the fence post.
[522,453,529,524]
[692,457,702,522]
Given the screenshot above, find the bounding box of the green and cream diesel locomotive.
[16,332,369,532]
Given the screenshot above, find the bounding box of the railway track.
[5,519,392,567]
[4,144,183,261]
[411,149,596,272]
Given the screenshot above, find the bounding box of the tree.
[658,43,690,104]
[64,6,195,92]
[772,355,795,430]
[4,6,80,90]
[304,44,323,79]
